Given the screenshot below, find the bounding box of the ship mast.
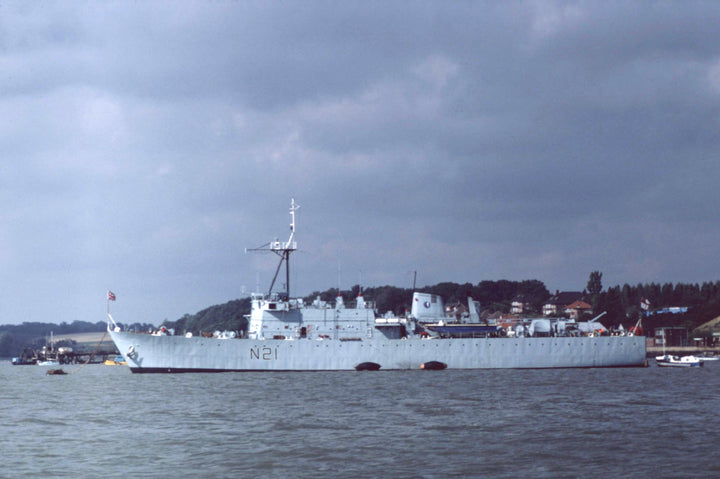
[247,198,299,297]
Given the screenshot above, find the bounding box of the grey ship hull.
[109,329,647,373]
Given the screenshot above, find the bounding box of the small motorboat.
[655,355,703,368]
[655,329,703,367]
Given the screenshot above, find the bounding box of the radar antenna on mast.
[247,198,299,297]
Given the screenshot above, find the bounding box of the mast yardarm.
[247,198,299,297]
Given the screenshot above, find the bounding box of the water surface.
[1,361,718,478]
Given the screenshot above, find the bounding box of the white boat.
[655,329,703,367]
[655,354,703,367]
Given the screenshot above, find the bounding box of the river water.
[1,360,718,478]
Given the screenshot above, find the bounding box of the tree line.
[593,280,720,334]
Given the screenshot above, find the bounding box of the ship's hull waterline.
[109,330,647,373]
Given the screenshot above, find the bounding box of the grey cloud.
[1,1,720,325]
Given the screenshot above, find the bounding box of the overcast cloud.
[2,1,720,325]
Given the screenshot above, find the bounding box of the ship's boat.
[108,199,647,373]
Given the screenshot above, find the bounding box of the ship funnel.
[411,292,446,322]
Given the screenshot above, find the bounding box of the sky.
[2,1,720,326]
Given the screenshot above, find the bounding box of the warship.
[108,199,647,372]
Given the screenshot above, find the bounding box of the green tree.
[587,271,603,312]
[597,286,626,325]
[587,271,603,296]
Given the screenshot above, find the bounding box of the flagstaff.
[107,290,118,330]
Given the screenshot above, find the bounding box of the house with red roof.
[564,300,593,319]
[542,291,588,317]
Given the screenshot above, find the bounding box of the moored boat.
[656,355,703,368]
[11,348,38,365]
[655,329,703,367]
[108,199,647,373]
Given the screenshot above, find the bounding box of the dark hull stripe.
[128,363,648,373]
